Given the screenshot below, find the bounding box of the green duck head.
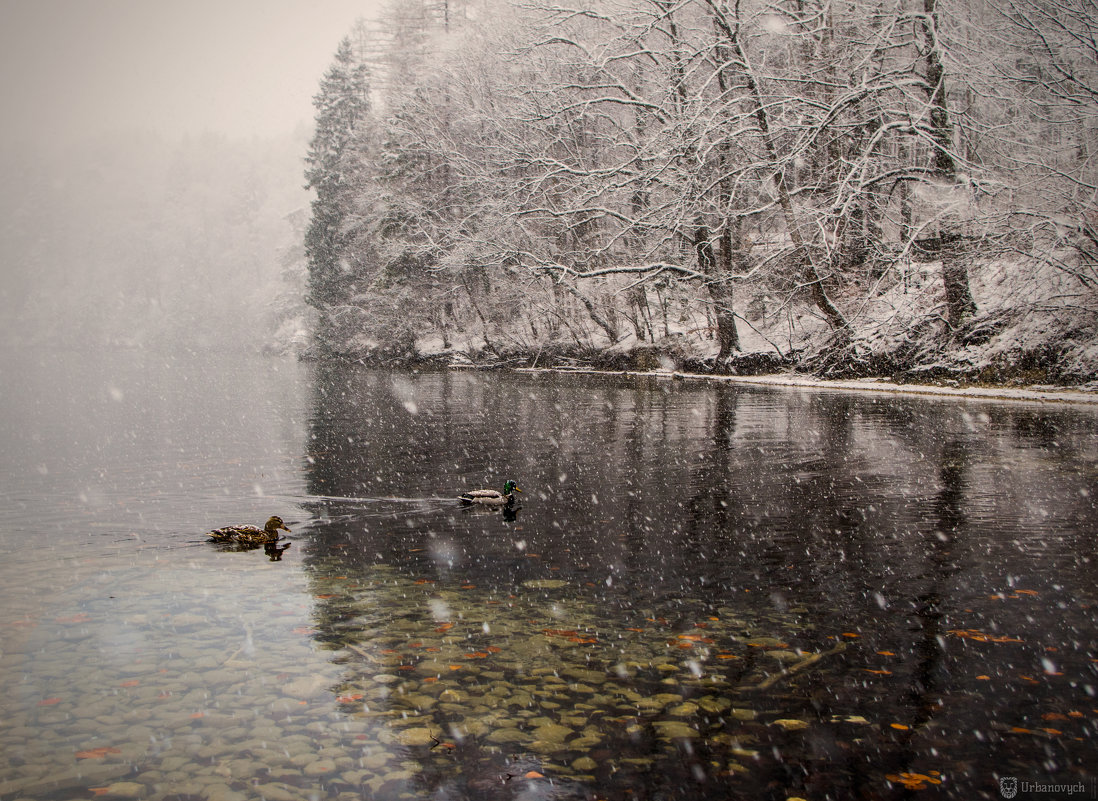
[264,516,291,536]
[503,480,521,495]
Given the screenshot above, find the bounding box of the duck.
[459,480,521,507]
[207,516,290,546]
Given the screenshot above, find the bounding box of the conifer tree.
[304,37,371,345]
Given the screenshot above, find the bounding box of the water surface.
[1,350,1096,800]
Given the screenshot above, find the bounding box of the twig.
[742,642,847,692]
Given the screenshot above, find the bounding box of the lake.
[1,350,1096,800]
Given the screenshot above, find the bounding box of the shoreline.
[510,366,1098,406]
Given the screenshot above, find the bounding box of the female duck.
[207,516,290,546]
[459,480,521,507]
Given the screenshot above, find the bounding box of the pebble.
[396,727,438,746]
[486,727,528,744]
[98,782,146,799]
[253,784,299,801]
[764,650,802,662]
[303,758,337,776]
[651,721,700,739]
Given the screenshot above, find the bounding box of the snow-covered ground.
[514,366,1098,406]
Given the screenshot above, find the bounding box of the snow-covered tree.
[304,37,371,348]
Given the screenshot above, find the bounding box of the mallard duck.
[459,480,521,507]
[207,516,290,546]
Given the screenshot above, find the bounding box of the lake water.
[1,350,1096,800]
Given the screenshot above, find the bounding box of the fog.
[0,132,313,351]
[0,0,382,353]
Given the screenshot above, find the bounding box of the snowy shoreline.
[511,366,1098,406]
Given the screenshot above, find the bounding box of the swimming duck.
[207,516,290,546]
[459,480,521,507]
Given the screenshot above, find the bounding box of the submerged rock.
[396,728,437,747]
[651,721,700,739]
[532,722,574,743]
[486,727,528,744]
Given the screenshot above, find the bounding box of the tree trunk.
[560,282,619,343]
[920,0,977,326]
[696,223,740,361]
[939,226,977,328]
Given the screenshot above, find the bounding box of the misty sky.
[0,0,382,149]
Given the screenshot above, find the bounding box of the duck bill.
[514,487,522,493]
[280,524,291,532]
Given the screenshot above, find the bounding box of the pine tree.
[304,38,371,338]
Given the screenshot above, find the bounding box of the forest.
[303,0,1098,384]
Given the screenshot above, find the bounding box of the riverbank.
[308,345,1098,406]
[510,365,1098,406]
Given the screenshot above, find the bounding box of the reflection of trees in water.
[293,365,1098,797]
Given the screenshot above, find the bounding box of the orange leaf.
[190,712,205,719]
[842,632,860,638]
[864,669,893,675]
[890,723,910,730]
[56,613,91,624]
[976,675,991,680]
[314,594,336,599]
[75,747,121,759]
[886,772,942,789]
[877,650,896,656]
[37,697,61,706]
[435,623,455,633]
[90,788,111,796]
[524,770,545,779]
[119,680,140,687]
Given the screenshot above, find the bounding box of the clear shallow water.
[1,350,1096,800]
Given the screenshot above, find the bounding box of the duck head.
[264,516,291,536]
[503,480,521,495]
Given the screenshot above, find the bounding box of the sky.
[0,0,383,149]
